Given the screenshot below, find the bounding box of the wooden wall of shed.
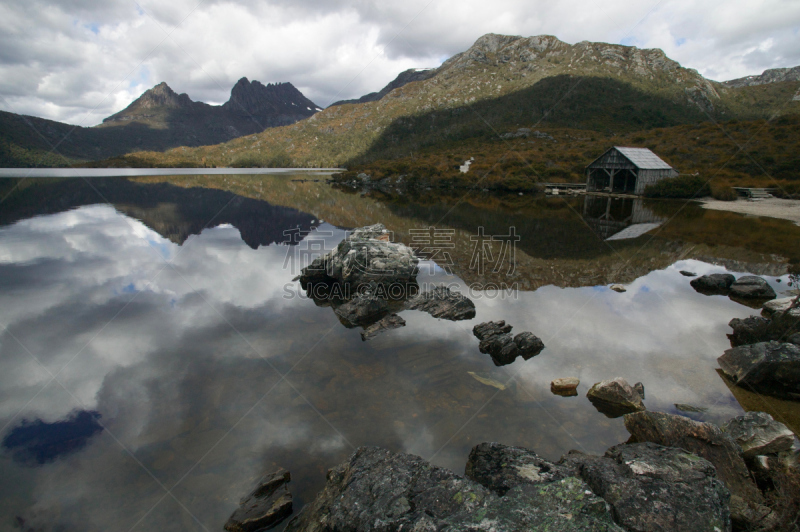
[634,169,678,195]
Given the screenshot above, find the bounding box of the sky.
[1,0,799,126]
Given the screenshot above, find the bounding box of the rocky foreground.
[272,410,799,532]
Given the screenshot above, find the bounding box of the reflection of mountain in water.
[582,196,665,241]
[0,177,319,249]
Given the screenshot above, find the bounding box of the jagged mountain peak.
[223,78,320,120]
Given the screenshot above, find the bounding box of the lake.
[0,172,798,531]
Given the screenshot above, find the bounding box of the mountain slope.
[114,33,799,169]
[723,66,800,88]
[330,68,438,107]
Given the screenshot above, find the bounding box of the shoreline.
[700,197,800,226]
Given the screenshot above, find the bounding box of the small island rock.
[729,275,777,300]
[224,468,292,532]
[551,377,580,396]
[717,341,800,400]
[587,378,645,417]
[690,273,736,294]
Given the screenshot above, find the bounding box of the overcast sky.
[1,0,799,126]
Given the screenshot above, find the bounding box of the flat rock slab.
[551,377,580,395]
[562,442,731,532]
[691,273,736,294]
[360,313,405,341]
[623,411,764,528]
[404,284,476,321]
[225,468,292,532]
[284,446,623,532]
[721,411,795,458]
[718,341,800,400]
[729,275,777,300]
[587,378,645,418]
[762,297,796,317]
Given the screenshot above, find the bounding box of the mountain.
[0,79,320,167]
[114,33,799,169]
[330,68,438,107]
[722,66,800,88]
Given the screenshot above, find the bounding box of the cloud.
[0,0,799,126]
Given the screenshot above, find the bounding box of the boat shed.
[586,147,678,195]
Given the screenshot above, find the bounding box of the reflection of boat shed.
[586,147,678,195]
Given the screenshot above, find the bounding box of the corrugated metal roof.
[613,147,674,170]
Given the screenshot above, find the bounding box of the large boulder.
[472,320,545,366]
[299,224,418,289]
[284,446,623,531]
[586,378,646,418]
[729,276,777,301]
[690,273,736,294]
[721,411,795,458]
[717,341,800,400]
[465,442,577,496]
[224,468,292,532]
[562,443,731,532]
[623,411,766,529]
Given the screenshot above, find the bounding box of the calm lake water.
[0,173,798,531]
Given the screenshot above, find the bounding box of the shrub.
[710,184,738,201]
[643,175,711,198]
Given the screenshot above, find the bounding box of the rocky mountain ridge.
[147,32,798,169]
[330,67,438,107]
[723,65,800,88]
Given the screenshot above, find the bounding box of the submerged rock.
[224,468,292,532]
[586,378,645,418]
[551,377,580,396]
[472,320,545,366]
[360,313,405,341]
[562,443,731,532]
[729,275,777,301]
[284,446,622,532]
[717,341,800,400]
[721,411,795,458]
[623,411,765,529]
[690,273,736,294]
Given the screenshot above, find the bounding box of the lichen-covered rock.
[690,273,736,294]
[562,443,732,532]
[729,275,777,300]
[224,468,292,532]
[299,223,418,289]
[472,320,545,366]
[404,284,476,321]
[721,411,795,458]
[586,378,645,418]
[623,411,765,529]
[717,341,800,400]
[762,297,796,317]
[465,442,578,496]
[284,446,623,532]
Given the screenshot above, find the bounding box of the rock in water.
[333,290,389,326]
[299,223,418,289]
[690,273,736,294]
[472,320,545,366]
[284,446,623,531]
[762,297,796,317]
[623,411,766,529]
[680,270,697,277]
[562,443,731,532]
[728,307,800,346]
[586,378,645,418]
[609,284,626,293]
[717,341,800,400]
[729,275,777,300]
[551,377,580,396]
[721,411,795,458]
[404,284,476,320]
[224,468,292,532]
